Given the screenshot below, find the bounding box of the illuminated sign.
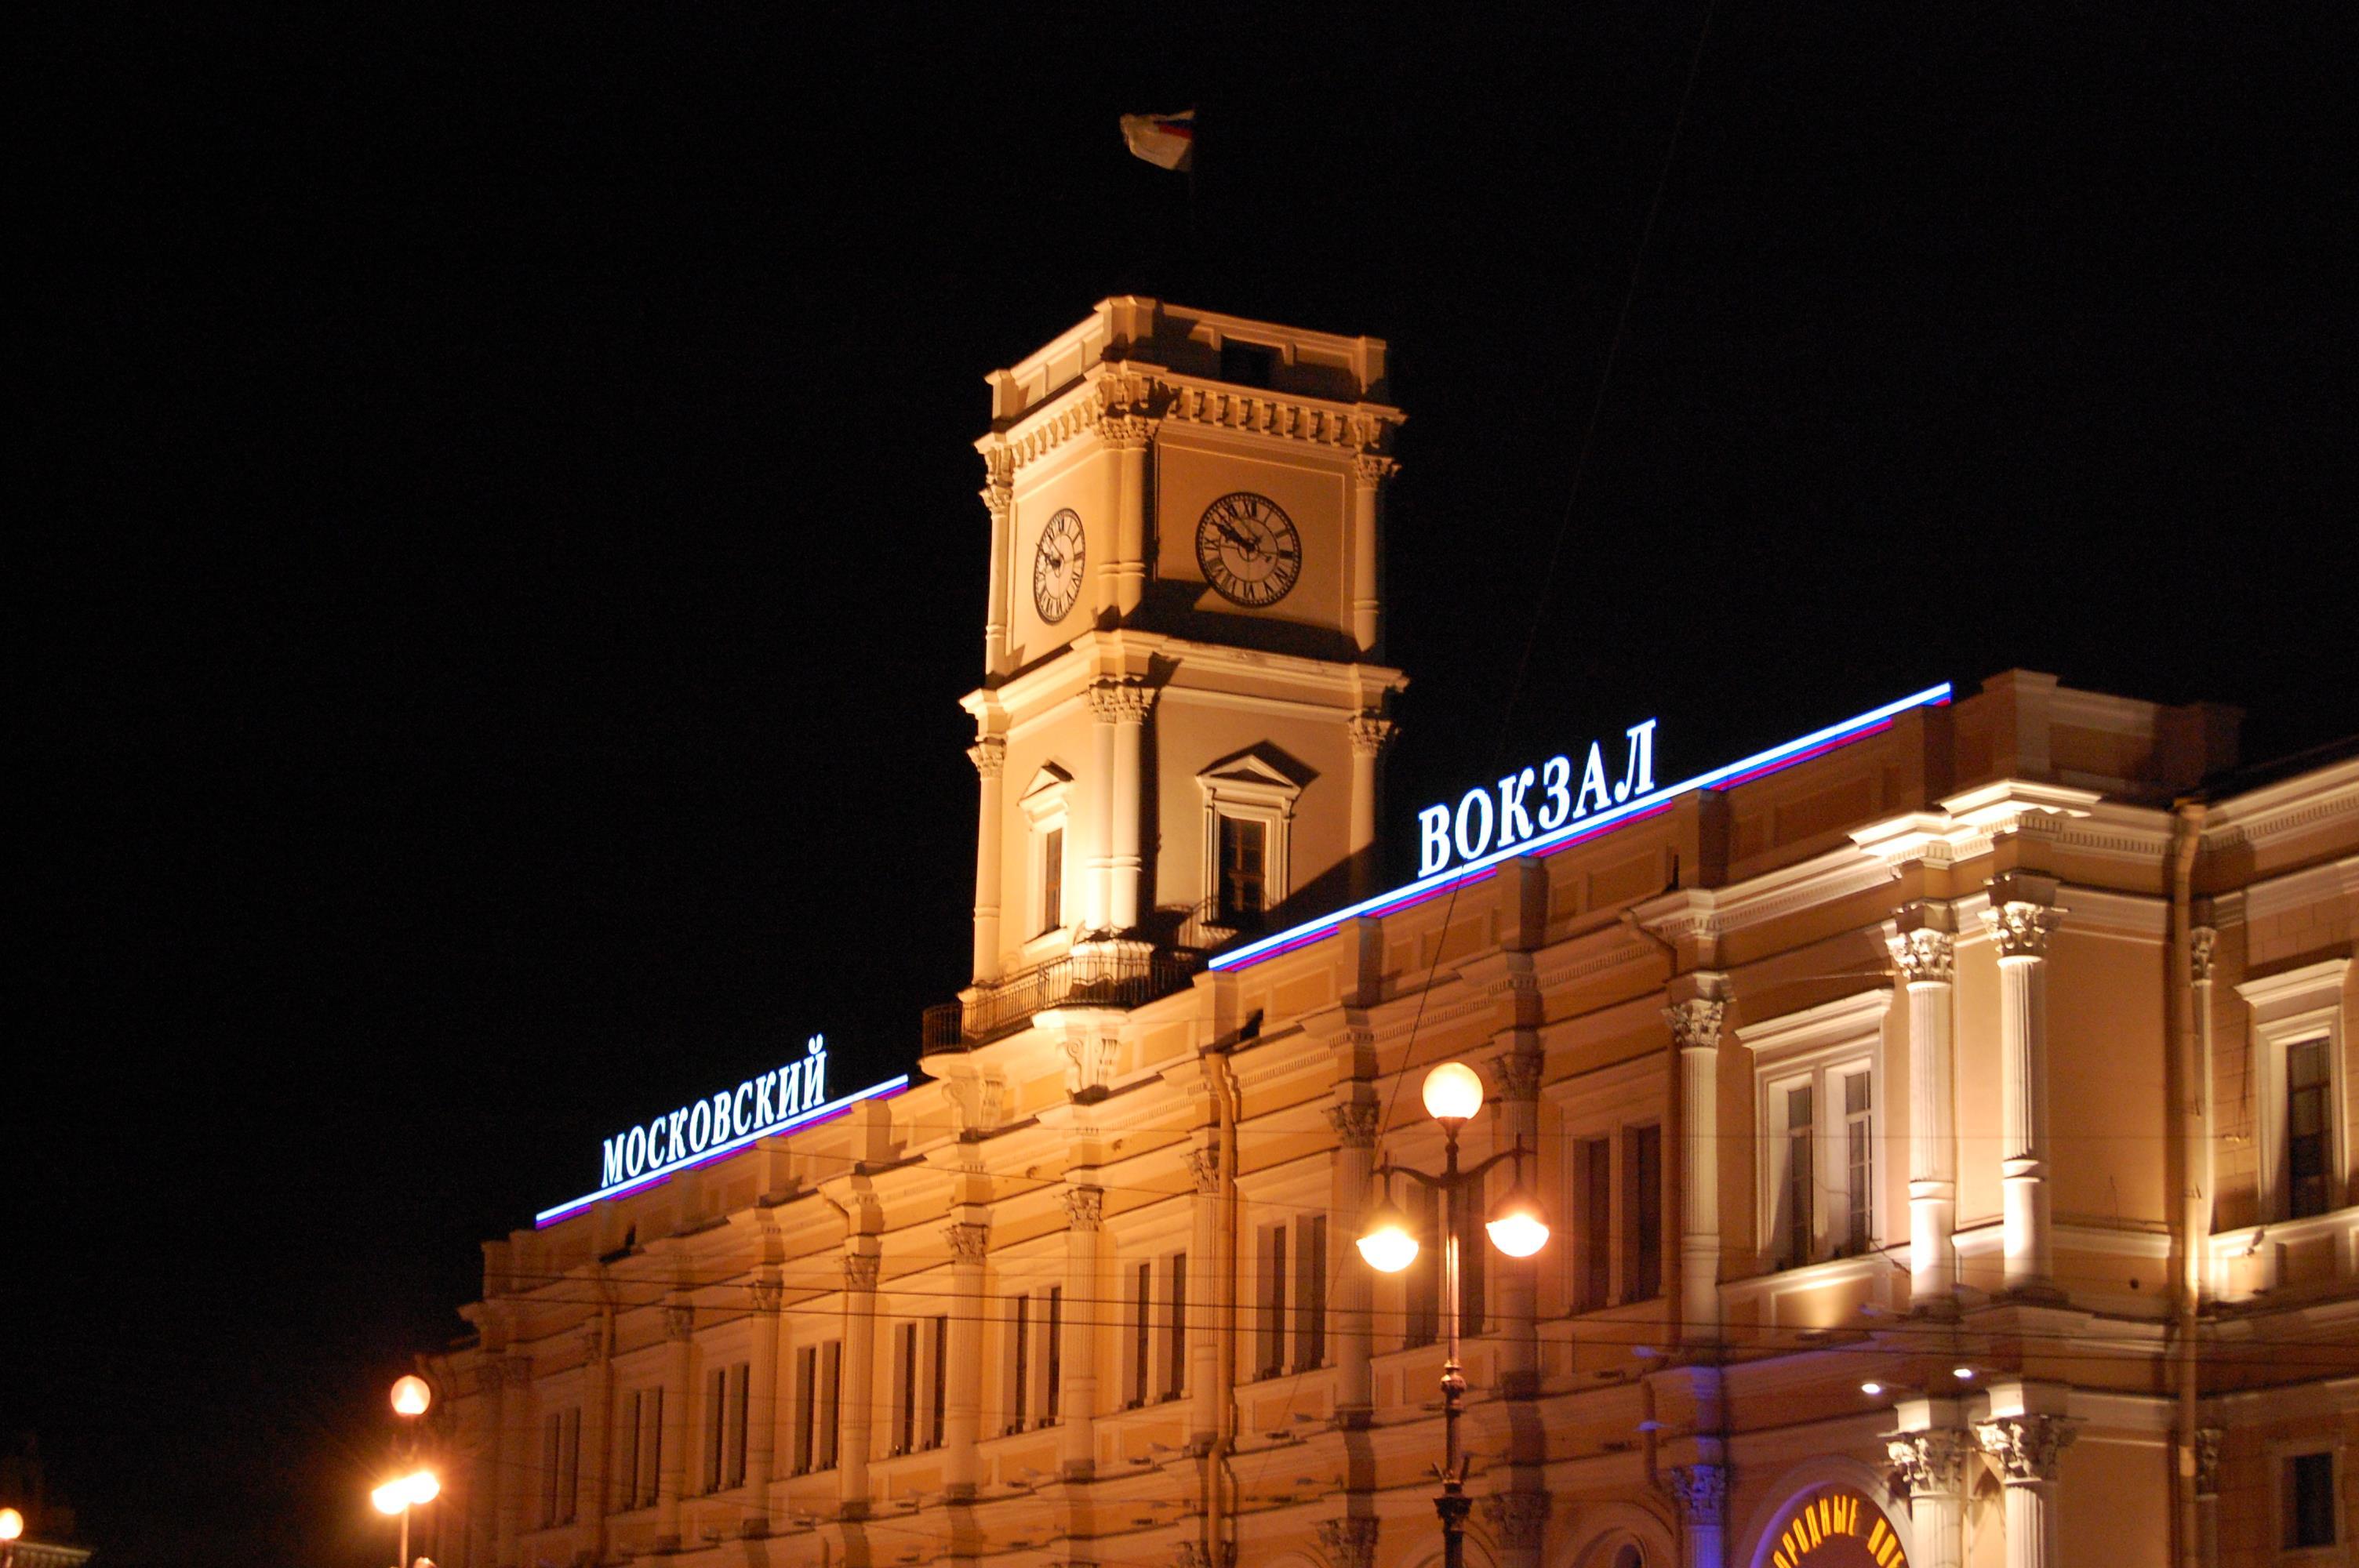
[1762,1486,1910,1568]
[1416,717,1658,877]
[1209,683,1951,972]
[535,1034,911,1228]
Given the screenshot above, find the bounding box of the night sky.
[13,6,2354,1564]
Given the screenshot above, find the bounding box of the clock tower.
[939,298,1406,1039]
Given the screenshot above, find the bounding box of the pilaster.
[1890,908,1959,1312]
[1983,887,2063,1299]
[1666,979,1728,1346]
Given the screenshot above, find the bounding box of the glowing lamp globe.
[0,1509,24,1542]
[391,1374,433,1417]
[405,1471,441,1506]
[1485,1184,1551,1258]
[1356,1199,1421,1273]
[372,1481,409,1516]
[1421,1062,1485,1123]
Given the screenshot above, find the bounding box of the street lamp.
[1358,1062,1551,1568]
[375,1374,438,1568]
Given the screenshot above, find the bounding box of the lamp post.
[374,1374,440,1568]
[1358,1062,1551,1568]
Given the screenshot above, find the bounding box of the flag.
[1120,111,1195,172]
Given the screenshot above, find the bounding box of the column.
[1348,454,1394,655]
[1888,1428,1972,1568]
[657,1305,692,1548]
[2190,927,2218,1261]
[744,1276,782,1531]
[969,736,1006,984]
[1325,1100,1380,1417]
[839,1247,880,1513]
[1089,680,1154,933]
[1983,901,2061,1298]
[1105,417,1151,618]
[1666,991,1727,1346]
[1974,1416,2076,1568]
[1492,1048,1543,1396]
[1061,1184,1105,1478]
[943,1217,990,1497]
[1085,684,1118,931]
[1184,1140,1223,1443]
[980,469,1012,678]
[1479,1493,1550,1568]
[1891,918,1959,1311]
[1347,715,1395,901]
[2194,1427,2223,1568]
[489,1354,533,1563]
[1670,1463,1727,1568]
[580,1317,614,1552]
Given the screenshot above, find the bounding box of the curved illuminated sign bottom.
[1765,1487,1910,1568]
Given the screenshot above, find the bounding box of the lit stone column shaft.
[580,1319,613,1544]
[1349,455,1393,654]
[1326,1102,1380,1414]
[969,737,1005,984]
[838,1248,880,1510]
[1086,690,1117,931]
[658,1305,692,1544]
[1185,1142,1222,1442]
[1493,1049,1543,1390]
[1107,419,1149,617]
[1347,716,1394,902]
[490,1355,532,1560]
[1976,1416,2075,1568]
[743,1278,781,1524]
[943,1219,989,1496]
[1089,681,1153,933]
[1667,994,1726,1345]
[1892,924,1959,1309]
[1888,1428,1972,1568]
[981,478,1012,678]
[1061,1185,1104,1477]
[1985,903,2059,1294]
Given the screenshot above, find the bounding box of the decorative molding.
[985,366,1403,477]
[1887,1429,1973,1494]
[1100,413,1156,451]
[1478,1491,1550,1549]
[945,1222,991,1266]
[2194,1427,2223,1496]
[1351,452,1400,488]
[749,1276,783,1315]
[1347,712,1398,758]
[1491,1048,1544,1102]
[978,481,1012,523]
[1888,927,1955,987]
[2190,926,2217,985]
[1983,901,2059,961]
[663,1305,694,1342]
[1316,1515,1379,1568]
[498,1353,536,1388]
[1183,1143,1223,1195]
[1325,1102,1381,1149]
[843,1253,881,1294]
[1061,1030,1120,1095]
[1063,1185,1104,1232]
[967,736,1006,779]
[1089,677,1158,724]
[1975,1415,2077,1483]
[1665,997,1726,1053]
[1668,1463,1727,1525]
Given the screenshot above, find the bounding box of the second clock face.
[1195,492,1301,608]
[1033,509,1085,623]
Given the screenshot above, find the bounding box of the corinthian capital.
[1888,1428,1973,1494]
[1315,1516,1378,1568]
[663,1305,695,1341]
[978,481,1012,521]
[1088,677,1157,724]
[1491,1048,1543,1102]
[843,1252,881,1294]
[1183,1142,1223,1194]
[1665,996,1726,1052]
[2191,926,2217,985]
[1100,413,1155,451]
[1668,1464,1727,1524]
[1983,901,2059,960]
[945,1221,990,1265]
[967,735,1006,779]
[1889,926,1956,986]
[1351,452,1399,488]
[1478,1491,1549,1549]
[1063,1185,1104,1232]
[1347,713,1398,758]
[1325,1101,1381,1149]
[1976,1414,2076,1483]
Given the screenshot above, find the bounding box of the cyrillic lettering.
[732,1083,754,1138]
[801,1034,827,1108]
[1418,804,1453,875]
[1452,787,1494,862]
[778,1060,801,1118]
[666,1109,688,1164]
[623,1126,649,1178]
[688,1099,711,1152]
[1496,767,1536,846]
[1537,754,1572,831]
[1574,741,1612,818]
[603,1135,627,1187]
[756,1070,777,1124]
[1617,717,1657,802]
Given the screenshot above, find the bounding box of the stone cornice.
[2201,755,2359,854]
[976,365,1405,478]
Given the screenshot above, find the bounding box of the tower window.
[2288,1037,2331,1219]
[1217,816,1267,925]
[1039,826,1064,934]
[2284,1450,2338,1548]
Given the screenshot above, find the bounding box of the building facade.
[426,301,2358,1568]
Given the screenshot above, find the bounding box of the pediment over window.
[1196,745,1312,809]
[1022,762,1076,815]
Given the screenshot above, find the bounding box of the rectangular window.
[1294,1214,1328,1370]
[893,1322,918,1455]
[1218,815,1268,926]
[928,1316,948,1450]
[1783,1082,1816,1268]
[616,1392,641,1512]
[2285,1450,2337,1548]
[634,1386,663,1509]
[816,1340,841,1470]
[1040,826,1064,933]
[792,1346,816,1475]
[1007,1293,1030,1433]
[1405,1186,1441,1348]
[1575,1135,1612,1312]
[543,1411,564,1526]
[1043,1286,1063,1424]
[723,1362,747,1488]
[1257,1223,1289,1379]
[1164,1252,1188,1401]
[1841,1069,1874,1256]
[703,1367,726,1492]
[1626,1124,1663,1303]
[2288,1039,2332,1220]
[1129,1261,1151,1406]
[558,1406,579,1523]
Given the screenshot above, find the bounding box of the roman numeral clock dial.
[1194,492,1301,608]
[1032,508,1085,623]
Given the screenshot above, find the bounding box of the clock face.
[1195,492,1302,608]
[1032,509,1086,624]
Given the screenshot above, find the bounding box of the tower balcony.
[921,939,1204,1053]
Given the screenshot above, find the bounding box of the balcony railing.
[921,947,1200,1052]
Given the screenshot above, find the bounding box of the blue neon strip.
[534,1073,912,1228]
[1208,682,1953,973]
